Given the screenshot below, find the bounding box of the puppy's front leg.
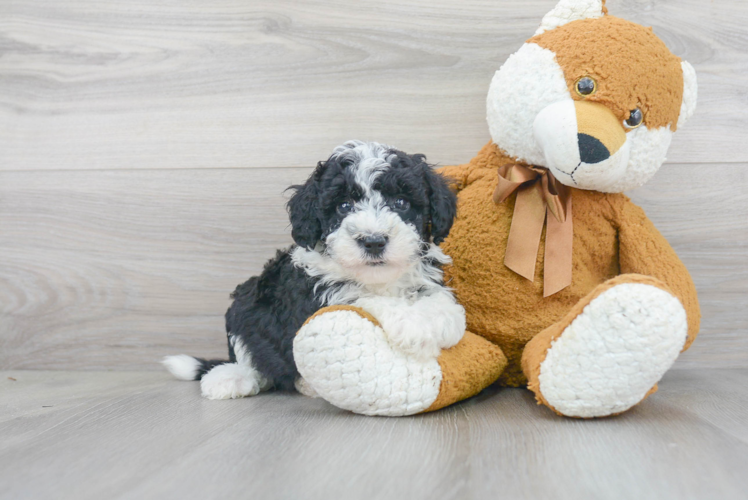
[411,290,467,351]
[354,292,466,359]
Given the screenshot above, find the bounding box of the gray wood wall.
[1,0,746,370]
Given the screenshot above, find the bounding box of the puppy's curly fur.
[163,141,464,400]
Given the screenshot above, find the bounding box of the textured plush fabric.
[521,274,682,417]
[440,142,701,387]
[295,306,443,416]
[302,304,383,329]
[425,331,507,413]
[530,15,685,130]
[296,305,506,415]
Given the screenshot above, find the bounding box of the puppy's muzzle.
[357,235,388,258]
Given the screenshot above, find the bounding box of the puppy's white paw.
[430,302,467,350]
[354,292,466,359]
[200,363,264,400]
[382,312,443,359]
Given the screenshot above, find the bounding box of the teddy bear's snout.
[574,100,627,161]
[534,99,632,190]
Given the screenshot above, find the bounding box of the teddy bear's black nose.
[578,133,611,164]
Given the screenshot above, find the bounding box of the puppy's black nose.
[358,235,388,256]
[578,133,611,164]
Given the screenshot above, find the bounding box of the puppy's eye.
[624,108,644,129]
[575,77,597,97]
[337,201,353,215]
[392,198,410,211]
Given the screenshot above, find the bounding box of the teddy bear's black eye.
[575,77,597,97]
[337,201,354,215]
[624,108,644,129]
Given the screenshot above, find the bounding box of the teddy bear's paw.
[538,283,688,418]
[294,308,443,416]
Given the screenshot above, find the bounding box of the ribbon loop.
[493,164,573,297]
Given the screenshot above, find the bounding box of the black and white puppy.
[163,141,465,400]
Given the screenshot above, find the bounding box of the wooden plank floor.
[1,369,747,500]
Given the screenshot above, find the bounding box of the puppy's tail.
[161,355,228,381]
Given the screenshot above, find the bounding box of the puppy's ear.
[424,164,458,245]
[287,162,325,249]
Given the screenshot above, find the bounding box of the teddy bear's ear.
[678,61,698,129]
[535,0,606,36]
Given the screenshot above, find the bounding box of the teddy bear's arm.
[617,201,701,350]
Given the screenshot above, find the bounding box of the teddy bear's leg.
[294,305,507,416]
[521,274,688,418]
[293,376,319,398]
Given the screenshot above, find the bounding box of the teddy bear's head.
[486,0,697,193]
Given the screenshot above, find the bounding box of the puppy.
[163,141,465,400]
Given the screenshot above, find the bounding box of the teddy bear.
[293,0,700,418]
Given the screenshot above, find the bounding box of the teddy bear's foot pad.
[294,307,443,416]
[295,305,507,416]
[537,283,687,417]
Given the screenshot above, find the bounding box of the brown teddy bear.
[294,0,700,417]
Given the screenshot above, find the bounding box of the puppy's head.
[288,141,456,285]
